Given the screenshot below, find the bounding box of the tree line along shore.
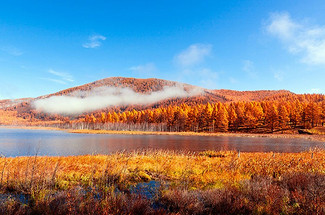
[60,100,325,134]
[1,94,325,136]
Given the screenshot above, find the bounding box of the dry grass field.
[0,149,324,214]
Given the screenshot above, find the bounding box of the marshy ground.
[0,149,324,214]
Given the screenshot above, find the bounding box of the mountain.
[0,77,300,121]
[38,77,293,101]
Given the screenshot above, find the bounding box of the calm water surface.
[0,127,324,157]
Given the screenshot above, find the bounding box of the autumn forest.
[73,95,325,133]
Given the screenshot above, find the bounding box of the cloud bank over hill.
[32,85,204,115]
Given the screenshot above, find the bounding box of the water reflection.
[0,128,324,157]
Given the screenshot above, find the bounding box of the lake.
[0,127,324,157]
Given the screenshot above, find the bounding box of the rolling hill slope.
[0,77,310,122]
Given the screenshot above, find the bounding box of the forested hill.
[0,77,294,116]
[40,77,294,101]
[2,77,297,105]
[0,77,324,131]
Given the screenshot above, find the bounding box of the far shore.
[1,125,325,142]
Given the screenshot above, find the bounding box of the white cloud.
[129,63,157,74]
[266,12,300,40]
[48,69,74,82]
[266,12,325,65]
[82,35,106,48]
[43,69,74,85]
[175,44,212,67]
[33,85,204,115]
[40,78,67,85]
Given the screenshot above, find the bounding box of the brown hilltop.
[2,77,296,104]
[2,77,321,123]
[40,77,192,98]
[38,77,293,103]
[211,89,295,102]
[32,77,227,112]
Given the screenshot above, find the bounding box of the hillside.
[0,77,323,125]
[39,77,294,102]
[212,89,294,102]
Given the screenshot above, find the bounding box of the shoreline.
[1,125,325,142]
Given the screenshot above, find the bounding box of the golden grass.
[308,127,325,135]
[1,150,325,214]
[1,149,324,192]
[69,128,325,142]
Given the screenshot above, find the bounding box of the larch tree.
[215,104,229,132]
[289,100,303,128]
[227,104,237,130]
[234,102,245,130]
[265,103,279,132]
[278,104,290,131]
[305,102,321,128]
[321,101,325,126]
[186,106,199,132]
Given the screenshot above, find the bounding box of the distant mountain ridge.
[0,77,298,117]
[38,77,293,101]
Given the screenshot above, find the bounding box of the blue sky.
[1,0,325,99]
